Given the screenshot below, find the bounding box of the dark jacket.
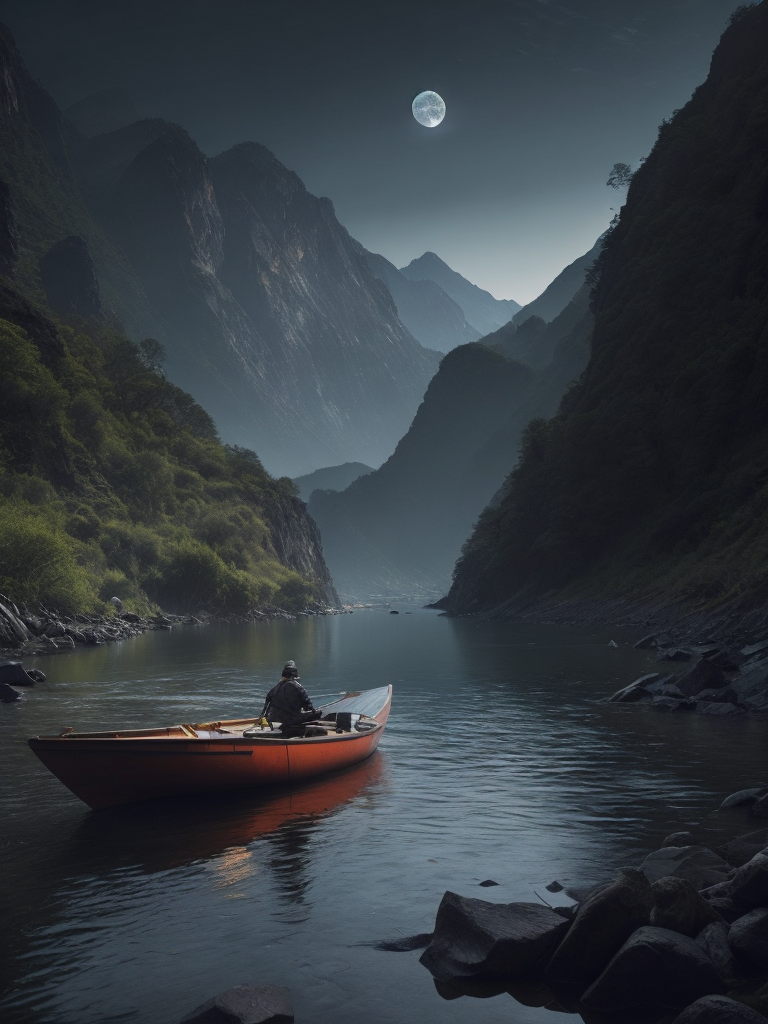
[262,677,317,726]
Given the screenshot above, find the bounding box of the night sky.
[0,0,746,302]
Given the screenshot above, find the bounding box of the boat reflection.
[71,753,387,877]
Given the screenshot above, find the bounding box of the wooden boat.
[28,685,392,810]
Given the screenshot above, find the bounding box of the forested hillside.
[442,2,768,625]
[0,285,337,616]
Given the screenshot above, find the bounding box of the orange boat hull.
[29,686,391,810]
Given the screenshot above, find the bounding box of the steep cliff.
[442,2,768,625]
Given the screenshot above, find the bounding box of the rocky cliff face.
[441,2,768,625]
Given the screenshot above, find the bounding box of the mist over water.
[2,610,766,1024]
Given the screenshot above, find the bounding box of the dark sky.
[0,0,746,302]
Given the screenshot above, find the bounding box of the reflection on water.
[1,610,767,1024]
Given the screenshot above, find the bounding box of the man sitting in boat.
[261,661,320,737]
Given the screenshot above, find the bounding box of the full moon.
[412,90,446,128]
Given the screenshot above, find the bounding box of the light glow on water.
[1,609,766,1023]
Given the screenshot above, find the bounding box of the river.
[1,608,766,1024]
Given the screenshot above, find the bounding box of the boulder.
[728,848,768,909]
[607,677,655,702]
[374,932,432,951]
[651,877,724,937]
[670,995,768,1024]
[696,703,744,716]
[675,658,728,698]
[639,847,732,890]
[728,908,768,970]
[664,833,695,848]
[419,893,570,981]
[696,922,740,986]
[580,926,726,1010]
[178,984,293,1024]
[752,795,768,820]
[719,789,768,811]
[731,661,768,712]
[659,649,693,662]
[0,661,38,686]
[721,830,768,868]
[544,868,653,987]
[0,682,22,702]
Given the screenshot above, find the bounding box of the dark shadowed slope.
[293,463,373,503]
[511,238,603,328]
[400,251,520,336]
[441,2,768,627]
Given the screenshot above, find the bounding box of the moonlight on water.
[412,90,445,127]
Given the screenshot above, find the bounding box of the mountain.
[0,25,440,478]
[293,462,373,502]
[364,250,480,352]
[511,238,603,328]
[0,280,338,616]
[308,276,593,603]
[400,252,521,336]
[440,2,768,630]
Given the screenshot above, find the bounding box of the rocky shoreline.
[0,595,346,661]
[413,787,768,1024]
[607,635,768,715]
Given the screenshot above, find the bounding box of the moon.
[412,91,446,128]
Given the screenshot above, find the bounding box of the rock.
[707,899,742,923]
[544,868,653,987]
[696,922,740,986]
[651,877,724,937]
[640,847,732,890]
[719,789,768,811]
[0,682,22,702]
[729,908,768,969]
[731,661,768,712]
[389,610,399,614]
[696,686,738,703]
[634,635,658,649]
[707,650,745,671]
[0,661,37,686]
[39,235,102,318]
[479,879,499,887]
[178,984,293,1024]
[728,848,768,908]
[607,674,658,702]
[546,881,564,892]
[120,611,142,623]
[670,994,768,1024]
[374,932,432,951]
[741,641,768,659]
[580,926,726,1010]
[675,658,728,698]
[664,833,695,848]
[752,795,768,820]
[27,668,46,682]
[419,892,571,981]
[723,831,768,868]
[659,649,694,662]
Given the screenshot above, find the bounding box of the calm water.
[1,609,767,1024]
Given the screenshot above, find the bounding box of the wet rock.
[659,649,694,662]
[639,847,732,890]
[731,661,768,712]
[696,702,744,716]
[728,848,768,909]
[719,789,767,811]
[675,658,728,698]
[178,983,293,1024]
[670,994,768,1024]
[546,881,564,893]
[721,830,768,868]
[634,635,658,649]
[545,868,653,987]
[607,674,659,702]
[0,682,22,702]
[374,932,432,951]
[651,877,724,937]
[479,879,499,887]
[728,908,768,970]
[419,892,570,981]
[580,926,726,1010]
[696,922,740,986]
[664,832,695,848]
[0,661,38,686]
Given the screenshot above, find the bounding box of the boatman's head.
[282,660,298,678]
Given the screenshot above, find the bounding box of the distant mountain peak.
[400,252,521,336]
